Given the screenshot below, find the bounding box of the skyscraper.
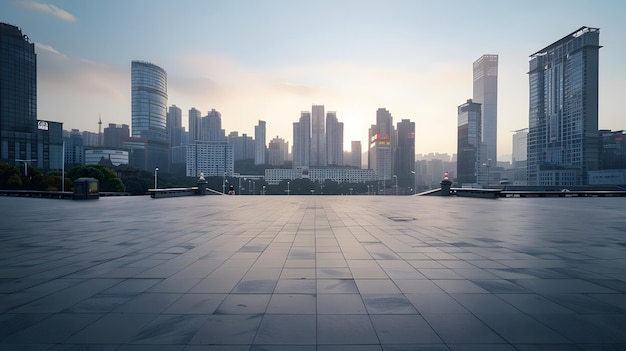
[200,109,225,142]
[293,112,311,169]
[527,27,600,185]
[473,54,498,166]
[311,105,326,167]
[395,119,415,190]
[457,99,481,186]
[129,60,169,171]
[188,107,202,143]
[1,23,37,167]
[350,141,362,169]
[255,120,266,165]
[369,108,394,182]
[268,136,288,166]
[325,111,343,166]
[167,105,183,147]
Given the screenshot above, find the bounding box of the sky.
[2,0,626,161]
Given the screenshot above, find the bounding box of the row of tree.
[0,161,389,196]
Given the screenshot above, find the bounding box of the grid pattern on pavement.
[1,195,626,350]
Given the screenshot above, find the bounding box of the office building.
[395,119,415,190]
[228,131,255,161]
[129,61,169,171]
[1,23,38,168]
[457,99,482,186]
[188,107,202,143]
[85,149,129,166]
[103,123,130,149]
[369,108,394,182]
[350,141,362,169]
[200,109,225,142]
[528,27,600,185]
[63,129,84,166]
[167,105,184,148]
[326,112,343,166]
[311,105,326,167]
[293,112,311,169]
[255,120,266,165]
[268,136,288,166]
[473,54,498,165]
[186,141,233,178]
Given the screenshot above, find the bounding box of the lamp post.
[248,180,252,195]
[222,172,226,194]
[482,159,491,188]
[411,170,416,194]
[154,167,159,189]
[287,181,290,196]
[393,175,398,195]
[238,175,241,195]
[349,187,353,195]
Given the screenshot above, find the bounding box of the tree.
[67,164,125,192]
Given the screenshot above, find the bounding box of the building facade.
[369,108,394,182]
[268,136,288,166]
[186,141,234,178]
[293,112,311,169]
[473,54,498,166]
[0,23,38,168]
[457,99,482,186]
[255,120,266,165]
[527,27,600,186]
[311,105,326,167]
[395,119,415,189]
[130,61,169,171]
[350,141,362,169]
[325,111,343,166]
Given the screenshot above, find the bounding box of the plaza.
[1,195,626,350]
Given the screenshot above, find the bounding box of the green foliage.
[0,163,21,189]
[67,164,125,192]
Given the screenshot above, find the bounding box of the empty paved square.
[1,195,626,350]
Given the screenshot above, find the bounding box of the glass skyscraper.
[457,99,482,186]
[311,105,326,167]
[128,61,169,171]
[395,119,415,190]
[527,27,600,185]
[473,54,498,166]
[369,108,394,183]
[0,23,37,166]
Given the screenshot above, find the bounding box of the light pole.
[222,172,226,194]
[393,175,398,195]
[349,187,353,195]
[248,180,251,195]
[154,167,159,189]
[16,159,36,176]
[238,175,241,195]
[287,181,290,196]
[262,185,266,195]
[482,159,491,188]
[411,170,416,194]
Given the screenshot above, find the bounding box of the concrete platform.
[1,195,626,350]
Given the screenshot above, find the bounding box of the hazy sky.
[2,0,625,159]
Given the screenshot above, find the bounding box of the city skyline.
[2,1,626,160]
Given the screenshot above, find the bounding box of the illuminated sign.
[37,120,49,130]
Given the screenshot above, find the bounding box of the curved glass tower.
[131,61,167,141]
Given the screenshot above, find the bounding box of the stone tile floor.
[1,195,626,350]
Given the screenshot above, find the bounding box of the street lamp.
[393,175,398,195]
[154,167,159,189]
[349,187,353,195]
[411,170,416,195]
[287,181,290,196]
[262,185,266,195]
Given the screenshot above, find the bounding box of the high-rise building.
[1,23,37,167]
[188,107,202,143]
[200,109,225,142]
[326,112,343,166]
[395,119,415,190]
[311,105,326,167]
[369,108,394,182]
[129,61,169,171]
[103,123,130,149]
[473,54,498,166]
[63,129,84,166]
[528,27,600,186]
[350,141,362,169]
[512,128,528,169]
[186,141,233,178]
[457,99,482,186]
[293,112,311,169]
[268,136,288,166]
[255,120,267,165]
[167,105,184,148]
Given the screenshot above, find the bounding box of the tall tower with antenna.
[98,115,102,146]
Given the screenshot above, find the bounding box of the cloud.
[18,1,77,22]
[34,42,64,57]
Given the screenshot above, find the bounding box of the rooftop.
[2,195,626,349]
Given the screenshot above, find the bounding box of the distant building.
[326,112,343,166]
[473,54,498,165]
[201,109,226,142]
[103,123,129,149]
[188,107,202,143]
[167,105,185,148]
[395,119,415,189]
[599,130,626,170]
[311,105,326,167]
[129,61,169,171]
[293,112,311,168]
[369,108,394,182]
[64,129,84,166]
[85,149,129,166]
[350,141,362,169]
[186,141,234,177]
[81,131,100,147]
[268,136,288,166]
[228,131,255,161]
[457,99,481,186]
[255,120,267,165]
[265,167,377,184]
[527,27,600,185]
